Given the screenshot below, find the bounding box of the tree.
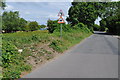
[0,1,6,10]
[40,25,46,28]
[2,11,20,32]
[28,21,39,31]
[47,19,58,33]
[19,18,27,31]
[67,2,98,28]
[67,1,119,34]
[2,11,28,32]
[93,24,101,31]
[100,1,120,34]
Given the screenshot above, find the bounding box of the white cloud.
[95,16,102,25]
[47,14,58,19]
[5,4,14,10]
[24,11,31,15]
[6,0,120,2]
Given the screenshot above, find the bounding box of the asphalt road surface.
[24,31,119,78]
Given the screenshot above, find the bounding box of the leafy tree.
[2,11,20,32]
[100,1,120,34]
[67,1,119,33]
[2,11,28,32]
[93,24,101,31]
[47,19,58,33]
[19,18,27,31]
[40,25,46,28]
[0,1,6,10]
[100,13,120,34]
[28,21,39,31]
[67,2,99,28]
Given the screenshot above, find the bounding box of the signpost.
[58,10,65,38]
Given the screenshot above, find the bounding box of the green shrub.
[93,24,102,31]
[31,35,39,41]
[49,40,63,53]
[2,41,31,79]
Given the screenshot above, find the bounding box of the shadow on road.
[94,31,120,56]
[94,31,113,35]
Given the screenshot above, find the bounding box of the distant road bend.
[24,31,118,78]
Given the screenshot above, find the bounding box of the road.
[23,32,119,78]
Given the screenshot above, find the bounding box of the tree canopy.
[28,21,39,31]
[2,11,40,32]
[2,11,20,32]
[0,1,6,10]
[67,1,120,34]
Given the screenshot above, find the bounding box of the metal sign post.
[58,10,65,38]
[60,24,62,38]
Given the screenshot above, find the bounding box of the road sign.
[58,17,65,23]
[58,10,64,16]
[58,10,65,38]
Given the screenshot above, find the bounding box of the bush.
[28,21,39,31]
[54,24,72,32]
[2,41,31,79]
[49,40,63,53]
[93,24,101,31]
[47,20,58,33]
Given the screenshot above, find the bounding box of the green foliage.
[2,11,28,32]
[0,2,6,10]
[40,25,46,28]
[2,24,92,78]
[47,19,58,33]
[49,40,63,52]
[2,31,49,47]
[72,23,91,33]
[67,1,119,34]
[93,24,102,31]
[100,2,120,35]
[100,14,120,34]
[54,24,72,33]
[2,11,40,32]
[67,2,98,27]
[50,23,92,52]
[28,21,39,31]
[100,19,106,31]
[19,18,28,31]
[73,22,85,29]
[2,41,31,79]
[47,19,72,33]
[2,11,20,32]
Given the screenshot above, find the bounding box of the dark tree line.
[100,2,120,35]
[2,11,46,33]
[1,1,46,33]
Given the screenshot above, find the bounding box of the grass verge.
[1,27,92,79]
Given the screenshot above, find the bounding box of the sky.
[4,0,119,25]
[4,2,72,25]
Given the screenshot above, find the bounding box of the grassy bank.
[2,26,92,79]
